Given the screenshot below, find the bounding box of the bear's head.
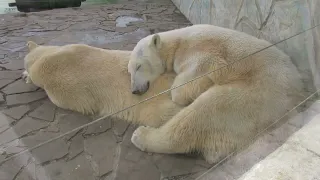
[24,41,58,71]
[128,34,165,95]
[24,41,40,70]
[27,41,39,51]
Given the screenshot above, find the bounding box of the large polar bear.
[128,24,304,163]
[23,41,182,128]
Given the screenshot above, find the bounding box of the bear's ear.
[26,41,39,52]
[148,34,161,49]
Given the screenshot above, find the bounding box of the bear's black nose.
[132,90,140,94]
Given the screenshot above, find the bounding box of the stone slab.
[238,114,320,180]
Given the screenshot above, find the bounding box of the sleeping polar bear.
[128,24,304,164]
[23,41,182,128]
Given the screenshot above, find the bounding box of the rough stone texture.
[15,162,37,180]
[54,109,92,135]
[238,112,320,180]
[2,105,30,120]
[84,131,117,177]
[28,101,56,122]
[115,126,161,180]
[0,93,4,104]
[67,132,84,160]
[0,79,14,89]
[0,113,15,132]
[6,91,47,106]
[0,60,25,70]
[84,118,112,136]
[35,155,96,180]
[0,117,49,145]
[289,116,320,156]
[113,120,130,136]
[172,0,320,95]
[0,70,23,81]
[31,138,69,165]
[2,79,38,94]
[0,154,29,180]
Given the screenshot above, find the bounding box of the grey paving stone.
[35,154,95,180]
[115,158,160,180]
[0,125,9,135]
[0,154,29,180]
[19,130,54,146]
[0,60,24,70]
[0,93,4,104]
[116,140,160,180]
[2,79,38,94]
[5,51,26,61]
[0,113,15,130]
[84,131,117,177]
[68,132,84,160]
[6,91,47,106]
[0,127,24,146]
[154,155,207,178]
[0,139,27,156]
[113,120,130,136]
[0,117,49,145]
[30,136,69,164]
[29,101,56,122]
[2,105,30,120]
[0,70,23,80]
[54,109,91,139]
[15,117,49,135]
[0,79,14,89]
[15,162,36,180]
[84,119,112,136]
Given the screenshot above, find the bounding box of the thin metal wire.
[195,88,320,180]
[1,23,320,165]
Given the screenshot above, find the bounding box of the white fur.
[128,24,304,164]
[23,42,183,128]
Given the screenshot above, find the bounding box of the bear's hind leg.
[131,84,255,164]
[131,88,217,156]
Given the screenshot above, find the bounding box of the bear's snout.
[132,81,149,95]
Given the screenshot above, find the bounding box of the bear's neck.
[158,37,181,73]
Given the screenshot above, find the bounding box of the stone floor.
[0,1,318,180]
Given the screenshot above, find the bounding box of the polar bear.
[128,24,304,163]
[23,41,182,128]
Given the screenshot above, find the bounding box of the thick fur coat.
[23,42,182,128]
[128,24,304,163]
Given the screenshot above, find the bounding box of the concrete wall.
[171,0,320,92]
[238,109,320,180]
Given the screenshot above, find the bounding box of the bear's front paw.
[22,71,31,84]
[171,89,191,106]
[131,126,151,151]
[22,70,28,79]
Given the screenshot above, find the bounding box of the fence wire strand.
[1,23,320,167]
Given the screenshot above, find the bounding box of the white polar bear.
[128,24,304,164]
[23,41,183,128]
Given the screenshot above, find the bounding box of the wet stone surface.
[0,1,211,180]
